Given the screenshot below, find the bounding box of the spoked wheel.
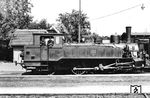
[48,65,55,75]
[71,62,86,75]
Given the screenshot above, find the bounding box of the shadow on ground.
[21,68,150,75]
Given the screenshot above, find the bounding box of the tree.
[91,33,100,43]
[38,19,51,29]
[0,0,33,39]
[7,0,33,29]
[0,0,33,61]
[57,9,91,42]
[28,19,51,29]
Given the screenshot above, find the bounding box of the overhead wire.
[90,4,143,21]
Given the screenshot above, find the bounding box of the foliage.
[0,13,12,39]
[57,9,91,42]
[0,0,33,61]
[28,19,51,29]
[91,33,101,43]
[0,0,33,40]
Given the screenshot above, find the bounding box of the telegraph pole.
[78,0,81,43]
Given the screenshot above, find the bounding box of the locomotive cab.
[22,32,65,73]
[33,33,64,47]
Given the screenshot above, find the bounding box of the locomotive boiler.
[16,31,145,75]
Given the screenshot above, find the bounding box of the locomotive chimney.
[126,26,131,43]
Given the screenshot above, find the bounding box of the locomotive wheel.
[71,62,86,75]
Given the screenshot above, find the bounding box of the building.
[10,29,46,63]
[131,32,150,55]
[10,25,66,63]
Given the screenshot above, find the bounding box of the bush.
[0,39,13,62]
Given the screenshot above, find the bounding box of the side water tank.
[110,35,120,44]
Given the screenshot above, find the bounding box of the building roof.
[10,28,66,46]
[10,29,47,46]
[51,23,69,34]
[131,32,150,36]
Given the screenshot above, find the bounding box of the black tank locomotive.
[17,32,145,74]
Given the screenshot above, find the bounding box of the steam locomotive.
[16,29,146,75]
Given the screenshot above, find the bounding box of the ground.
[0,62,150,98]
[0,62,25,72]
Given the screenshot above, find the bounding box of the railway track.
[1,73,150,94]
[1,72,150,87]
[1,71,150,95]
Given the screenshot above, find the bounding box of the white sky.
[30,0,150,36]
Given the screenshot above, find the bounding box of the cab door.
[40,36,54,61]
